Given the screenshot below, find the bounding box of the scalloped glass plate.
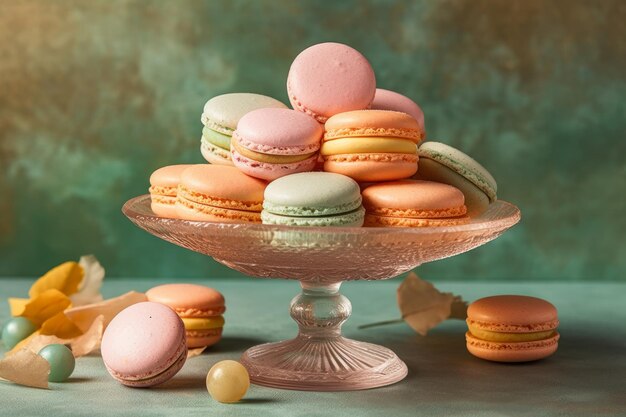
[123,195,520,391]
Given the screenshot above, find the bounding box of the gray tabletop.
[1,278,625,416]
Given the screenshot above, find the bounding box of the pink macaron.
[101,302,187,387]
[287,42,376,123]
[371,88,425,133]
[231,108,323,180]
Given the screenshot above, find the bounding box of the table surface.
[1,277,625,417]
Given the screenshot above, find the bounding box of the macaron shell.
[362,180,466,211]
[106,344,187,387]
[231,148,318,181]
[200,140,234,166]
[101,302,186,385]
[151,197,180,219]
[414,158,490,216]
[466,331,559,362]
[179,165,266,208]
[371,88,425,132]
[262,207,365,227]
[364,213,469,227]
[263,172,362,215]
[187,332,222,349]
[287,42,376,123]
[418,142,497,201]
[146,284,225,317]
[176,197,262,223]
[467,295,559,331]
[234,108,323,155]
[149,165,194,188]
[324,155,417,182]
[202,93,287,134]
[324,110,423,142]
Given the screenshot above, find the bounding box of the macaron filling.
[321,137,418,155]
[181,316,225,330]
[177,185,263,212]
[263,196,363,217]
[231,139,317,164]
[202,126,232,150]
[468,324,556,343]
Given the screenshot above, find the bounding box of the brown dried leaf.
[0,349,50,389]
[64,291,147,333]
[397,272,467,336]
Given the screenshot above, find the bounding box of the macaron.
[200,93,287,165]
[465,295,560,362]
[361,180,469,227]
[231,108,323,180]
[101,302,187,387]
[371,88,425,133]
[149,164,194,218]
[287,42,376,123]
[262,172,365,227]
[415,142,497,216]
[146,284,225,349]
[176,164,267,223]
[322,110,423,182]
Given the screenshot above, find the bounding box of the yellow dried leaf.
[0,349,50,389]
[397,272,467,336]
[64,291,147,332]
[8,298,29,316]
[10,315,104,358]
[20,289,71,326]
[40,312,83,339]
[29,261,84,298]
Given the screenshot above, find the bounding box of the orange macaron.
[176,164,267,223]
[465,295,560,362]
[146,283,226,349]
[149,164,195,218]
[361,180,469,227]
[322,110,424,182]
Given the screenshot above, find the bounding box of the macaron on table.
[123,42,521,391]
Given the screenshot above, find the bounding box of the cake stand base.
[241,336,408,391]
[240,282,408,391]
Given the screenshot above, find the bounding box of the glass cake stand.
[123,195,520,391]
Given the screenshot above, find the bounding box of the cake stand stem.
[240,281,408,391]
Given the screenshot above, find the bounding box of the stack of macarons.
[148,41,498,228]
[200,93,287,165]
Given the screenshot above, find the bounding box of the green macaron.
[416,142,497,216]
[262,172,365,227]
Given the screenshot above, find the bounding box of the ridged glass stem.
[290,282,351,339]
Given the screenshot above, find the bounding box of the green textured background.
[0,0,624,280]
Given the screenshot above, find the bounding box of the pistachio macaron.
[415,142,497,216]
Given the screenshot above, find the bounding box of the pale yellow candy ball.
[206,360,250,403]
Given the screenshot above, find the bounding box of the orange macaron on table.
[123,194,520,391]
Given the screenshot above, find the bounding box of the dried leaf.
[20,289,71,327]
[187,347,207,358]
[70,255,105,307]
[397,272,467,336]
[40,312,83,339]
[0,349,50,389]
[29,261,84,298]
[10,316,105,358]
[64,291,147,333]
[8,298,29,316]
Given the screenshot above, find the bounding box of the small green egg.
[38,344,75,382]
[2,317,37,349]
